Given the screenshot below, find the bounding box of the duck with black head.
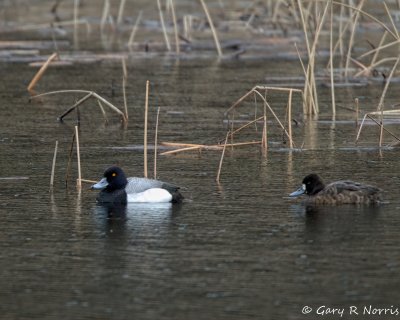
[289,173,382,205]
[91,166,183,205]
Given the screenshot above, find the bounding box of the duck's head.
[92,166,128,191]
[289,173,325,197]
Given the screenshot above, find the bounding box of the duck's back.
[125,177,179,194]
[310,180,382,205]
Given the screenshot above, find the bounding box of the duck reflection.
[92,202,182,239]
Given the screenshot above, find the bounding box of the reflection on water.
[92,202,180,238]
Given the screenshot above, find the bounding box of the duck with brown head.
[289,173,382,205]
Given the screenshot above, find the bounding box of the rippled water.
[2,55,400,320]
[2,1,400,320]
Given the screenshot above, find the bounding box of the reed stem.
[287,89,293,148]
[355,98,359,127]
[154,107,161,178]
[329,0,336,116]
[50,140,58,190]
[27,52,58,93]
[169,0,180,54]
[144,80,149,178]
[75,126,82,188]
[65,133,75,187]
[199,0,222,57]
[128,10,143,46]
[216,131,230,183]
[117,0,127,26]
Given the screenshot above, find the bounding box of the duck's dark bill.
[91,177,109,190]
[289,184,306,197]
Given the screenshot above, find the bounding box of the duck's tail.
[171,190,184,203]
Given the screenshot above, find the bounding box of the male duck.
[91,166,183,204]
[289,173,382,205]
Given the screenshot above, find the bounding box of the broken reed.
[226,86,303,149]
[31,90,127,123]
[27,52,58,94]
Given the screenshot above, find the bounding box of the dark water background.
[2,1,400,320]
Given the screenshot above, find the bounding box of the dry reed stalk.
[297,0,311,57]
[355,112,400,143]
[128,11,143,46]
[161,146,202,155]
[157,0,171,51]
[199,0,222,57]
[73,0,79,39]
[272,0,283,23]
[154,107,161,178]
[97,100,108,123]
[225,89,255,115]
[356,38,400,60]
[162,142,207,148]
[307,1,329,114]
[65,133,75,187]
[122,76,128,117]
[117,0,127,26]
[122,76,128,120]
[357,32,388,77]
[223,116,264,142]
[262,114,267,151]
[75,126,82,188]
[329,0,336,116]
[261,89,267,150]
[344,0,364,79]
[101,0,110,31]
[338,3,345,57]
[122,58,127,79]
[169,0,180,54]
[355,97,359,127]
[355,57,399,78]
[161,141,263,155]
[379,109,384,147]
[252,90,296,146]
[377,56,400,111]
[253,92,258,131]
[144,80,150,178]
[294,43,308,114]
[287,89,293,148]
[227,86,303,115]
[216,131,230,183]
[59,92,93,120]
[384,2,398,38]
[328,10,354,70]
[225,86,301,147]
[122,58,128,120]
[50,140,58,190]
[80,179,98,184]
[332,1,397,40]
[31,90,127,122]
[27,52,58,93]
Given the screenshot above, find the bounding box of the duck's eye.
[112,173,117,177]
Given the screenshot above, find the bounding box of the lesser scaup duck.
[91,166,183,204]
[289,173,382,205]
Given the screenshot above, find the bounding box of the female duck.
[289,173,382,205]
[92,166,183,204]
